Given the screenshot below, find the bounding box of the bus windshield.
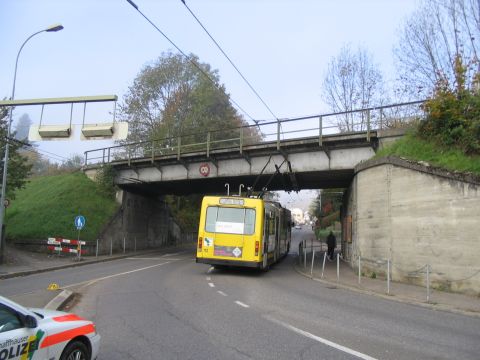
[205,207,255,235]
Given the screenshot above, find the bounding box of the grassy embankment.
[315,131,480,241]
[376,131,480,175]
[5,172,118,244]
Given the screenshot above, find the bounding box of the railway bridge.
[84,102,422,195]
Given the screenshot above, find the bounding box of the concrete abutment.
[97,191,196,255]
[342,156,480,295]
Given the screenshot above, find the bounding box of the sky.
[0,0,419,209]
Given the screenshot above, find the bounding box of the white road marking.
[235,301,250,308]
[208,282,215,288]
[217,291,228,296]
[266,316,377,360]
[207,267,214,274]
[206,276,212,281]
[64,262,171,289]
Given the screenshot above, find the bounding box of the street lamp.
[0,24,64,261]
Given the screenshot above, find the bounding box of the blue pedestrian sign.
[74,215,86,230]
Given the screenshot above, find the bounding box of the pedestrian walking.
[327,231,336,260]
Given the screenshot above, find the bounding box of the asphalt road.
[3,228,480,359]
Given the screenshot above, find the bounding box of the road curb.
[45,289,74,311]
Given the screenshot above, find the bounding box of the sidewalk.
[295,241,480,317]
[0,244,192,311]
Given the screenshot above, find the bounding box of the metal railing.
[84,100,426,166]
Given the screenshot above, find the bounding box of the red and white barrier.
[47,237,87,258]
[47,245,86,254]
[48,237,86,246]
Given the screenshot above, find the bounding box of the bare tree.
[322,45,384,132]
[395,0,480,97]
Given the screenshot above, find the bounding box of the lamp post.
[0,24,63,262]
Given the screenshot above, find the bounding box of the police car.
[0,295,100,360]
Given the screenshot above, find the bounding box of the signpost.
[74,215,86,260]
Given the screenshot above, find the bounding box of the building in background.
[291,208,304,225]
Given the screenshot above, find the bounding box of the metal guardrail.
[84,100,426,166]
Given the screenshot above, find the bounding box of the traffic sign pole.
[74,215,86,261]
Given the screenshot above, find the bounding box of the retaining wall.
[97,192,196,255]
[344,156,480,295]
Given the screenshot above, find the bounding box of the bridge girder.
[108,133,377,196]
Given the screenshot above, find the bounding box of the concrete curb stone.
[45,289,74,311]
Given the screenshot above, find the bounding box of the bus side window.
[244,209,256,235]
[269,215,275,235]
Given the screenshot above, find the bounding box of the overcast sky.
[0,0,419,207]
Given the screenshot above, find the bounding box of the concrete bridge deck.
[85,130,398,195]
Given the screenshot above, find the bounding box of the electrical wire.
[179,0,279,123]
[24,146,68,162]
[125,0,256,123]
[4,137,70,162]
[35,148,70,161]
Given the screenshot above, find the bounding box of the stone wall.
[97,192,196,255]
[344,157,480,295]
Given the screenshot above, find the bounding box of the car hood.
[29,307,68,319]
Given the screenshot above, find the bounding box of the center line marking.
[265,316,377,360]
[235,301,250,308]
[206,276,211,281]
[208,282,215,288]
[217,291,228,296]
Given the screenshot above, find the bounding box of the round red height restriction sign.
[199,163,210,177]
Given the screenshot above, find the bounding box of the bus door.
[262,211,269,268]
[278,210,284,260]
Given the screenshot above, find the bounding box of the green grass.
[376,133,480,175]
[5,172,119,243]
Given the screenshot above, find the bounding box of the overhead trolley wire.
[125,0,256,123]
[179,0,278,124]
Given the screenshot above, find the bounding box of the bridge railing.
[84,100,425,166]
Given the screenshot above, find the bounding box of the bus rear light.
[198,237,203,250]
[255,241,259,256]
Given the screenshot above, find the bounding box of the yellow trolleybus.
[196,196,292,270]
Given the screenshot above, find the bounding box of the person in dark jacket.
[326,231,336,260]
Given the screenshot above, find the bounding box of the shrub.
[420,56,480,155]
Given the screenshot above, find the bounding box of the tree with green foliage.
[0,106,32,199]
[94,164,117,198]
[420,56,480,155]
[60,154,84,171]
[120,51,260,147]
[309,189,344,229]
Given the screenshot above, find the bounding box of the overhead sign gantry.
[0,95,128,141]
